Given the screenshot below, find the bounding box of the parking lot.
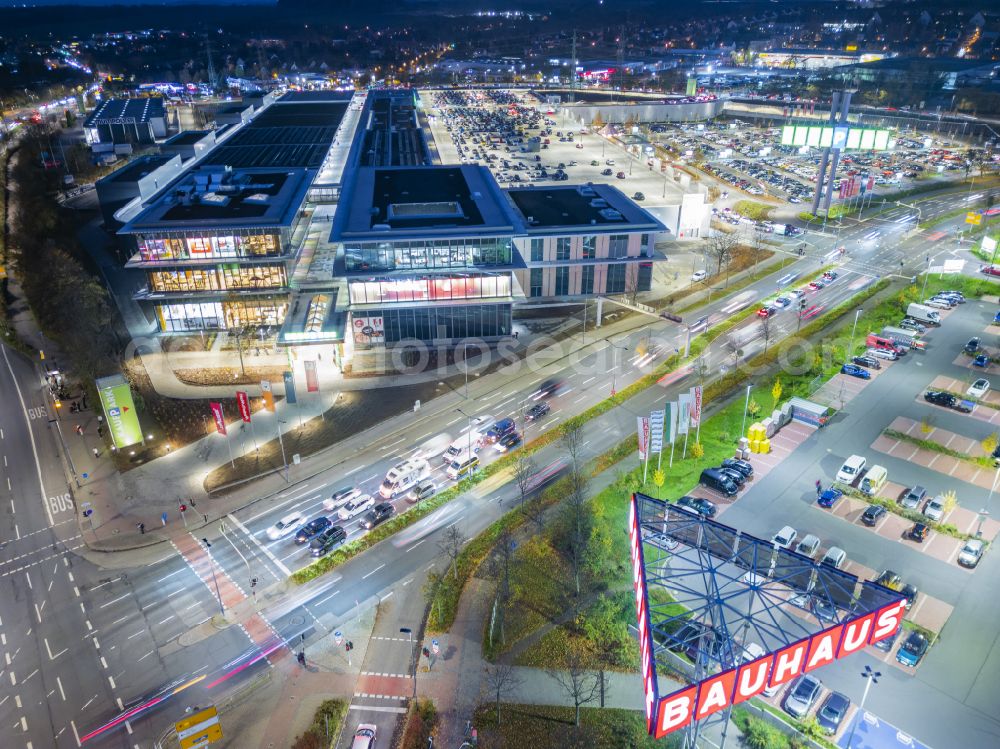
[683,293,1000,748]
[421,88,690,208]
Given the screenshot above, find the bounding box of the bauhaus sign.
[628,494,906,739]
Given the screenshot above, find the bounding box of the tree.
[759,312,775,354]
[484,663,522,726]
[438,525,465,580]
[512,452,537,512]
[772,378,783,404]
[561,422,585,474]
[487,529,517,646]
[547,653,601,727]
[653,468,665,494]
[561,467,592,600]
[590,111,605,129]
[749,225,768,274]
[704,231,738,283]
[422,569,444,628]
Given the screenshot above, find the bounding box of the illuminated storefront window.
[343,237,513,272]
[155,297,288,332]
[352,304,512,344]
[135,232,282,262]
[348,273,511,305]
[148,265,288,293]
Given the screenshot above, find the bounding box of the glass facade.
[638,262,653,292]
[582,235,596,259]
[348,273,511,305]
[357,304,511,343]
[529,268,543,297]
[530,237,544,262]
[609,235,629,259]
[581,265,594,294]
[556,237,571,261]
[155,296,288,332]
[148,265,288,293]
[555,267,569,296]
[344,237,512,272]
[136,232,282,262]
[606,264,627,294]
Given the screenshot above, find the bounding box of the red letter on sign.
[870,600,906,644]
[655,686,697,738]
[805,625,844,672]
[733,655,772,705]
[838,612,875,658]
[769,639,808,689]
[695,670,737,720]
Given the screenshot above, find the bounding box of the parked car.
[309,525,347,557]
[965,337,981,354]
[771,525,797,549]
[900,485,926,510]
[840,363,871,379]
[267,512,306,541]
[907,522,930,542]
[896,631,929,667]
[676,495,717,518]
[924,391,973,412]
[601,168,613,176]
[861,504,886,526]
[820,546,847,569]
[351,724,377,749]
[923,495,946,521]
[360,502,394,530]
[720,457,754,478]
[968,378,991,399]
[899,318,926,333]
[525,402,550,422]
[974,353,990,368]
[633,191,645,200]
[852,355,881,370]
[817,692,851,735]
[836,455,866,484]
[817,487,843,508]
[323,486,362,512]
[691,270,708,283]
[874,570,903,591]
[900,582,918,610]
[958,539,985,567]
[782,674,822,718]
[795,534,821,558]
[295,516,333,544]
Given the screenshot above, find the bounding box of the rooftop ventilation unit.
[243,193,270,205]
[371,223,392,231]
[598,208,624,221]
[577,185,596,197]
[589,198,609,209]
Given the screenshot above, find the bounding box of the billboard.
[352,315,385,344]
[236,391,252,423]
[96,375,142,449]
[630,494,907,740]
[780,125,892,152]
[304,360,319,393]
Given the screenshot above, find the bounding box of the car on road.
[323,486,362,512]
[295,516,333,544]
[407,480,437,504]
[360,502,395,530]
[795,534,821,558]
[772,296,791,309]
[787,289,805,300]
[537,378,564,398]
[968,379,991,399]
[782,674,822,718]
[836,455,866,484]
[817,487,843,508]
[965,337,981,354]
[484,417,516,443]
[267,512,306,541]
[923,495,946,522]
[861,504,886,526]
[974,353,990,368]
[980,266,1000,277]
[691,270,708,283]
[896,631,929,667]
[605,159,615,165]
[309,525,347,557]
[822,270,838,281]
[676,495,717,518]
[720,457,753,478]
[525,402,550,422]
[351,723,377,749]
[840,363,871,379]
[801,304,824,320]
[338,494,376,522]
[907,522,930,542]
[900,485,926,510]
[958,539,985,567]
[807,279,826,291]
[756,306,776,318]
[771,525,797,549]
[616,171,626,179]
[817,692,851,735]
[633,191,645,200]
[601,168,613,176]
[852,354,881,369]
[495,431,522,452]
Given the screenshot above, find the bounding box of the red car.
[756,307,776,318]
[982,266,1000,277]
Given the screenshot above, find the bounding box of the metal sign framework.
[631,493,903,748]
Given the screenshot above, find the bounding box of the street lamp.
[276,418,289,481]
[201,538,226,617]
[845,665,881,749]
[456,407,475,457]
[848,308,863,359]
[608,339,629,396]
[739,383,753,441]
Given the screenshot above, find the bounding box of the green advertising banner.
[96,375,142,449]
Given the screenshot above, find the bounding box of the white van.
[860,465,888,496]
[442,435,476,464]
[820,546,847,569]
[379,458,430,499]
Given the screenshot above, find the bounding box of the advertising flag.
[236,391,252,423]
[260,380,275,412]
[283,371,297,405]
[637,417,650,461]
[96,375,142,449]
[677,392,693,435]
[304,360,319,393]
[649,409,665,455]
[209,402,227,435]
[690,386,703,428]
[666,402,678,444]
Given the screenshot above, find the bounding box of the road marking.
[56,676,65,701]
[348,704,408,714]
[100,657,108,669]
[99,594,130,609]
[406,539,426,552]
[156,615,175,626]
[155,569,183,583]
[2,347,53,526]
[44,638,66,661]
[20,716,26,731]
[126,630,144,640]
[89,576,122,591]
[71,719,81,747]
[108,675,116,689]
[227,513,292,576]
[362,563,385,580]
[23,668,37,683]
[344,465,363,476]
[313,590,340,607]
[25,572,31,589]
[92,637,100,650]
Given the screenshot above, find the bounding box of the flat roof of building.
[504,183,664,233]
[201,100,350,169]
[278,90,355,103]
[334,165,518,240]
[163,130,210,146]
[96,154,175,185]
[85,97,165,127]
[120,166,312,233]
[359,90,430,167]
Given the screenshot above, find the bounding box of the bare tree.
[547,653,601,727]
[563,468,591,600]
[484,663,522,726]
[422,568,444,627]
[704,231,738,282]
[561,422,585,474]
[749,225,768,274]
[759,312,775,354]
[486,529,517,647]
[512,452,537,512]
[438,525,465,580]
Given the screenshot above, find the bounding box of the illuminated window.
[556,237,571,260]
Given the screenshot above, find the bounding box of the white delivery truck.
[906,303,941,326]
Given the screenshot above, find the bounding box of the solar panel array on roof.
[200,101,349,169]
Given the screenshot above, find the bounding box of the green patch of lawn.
[472,703,681,749]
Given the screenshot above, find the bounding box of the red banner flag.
[304,360,319,393]
[209,402,227,435]
[236,391,251,423]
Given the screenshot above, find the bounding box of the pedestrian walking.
[297,651,306,666]
[161,511,168,526]
[815,479,822,497]
[92,447,100,458]
[76,425,84,436]
[137,522,145,535]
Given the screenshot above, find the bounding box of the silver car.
[782,674,822,718]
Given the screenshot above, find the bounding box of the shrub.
[689,441,705,459]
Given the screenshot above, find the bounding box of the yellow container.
[749,439,760,453]
[759,438,771,454]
